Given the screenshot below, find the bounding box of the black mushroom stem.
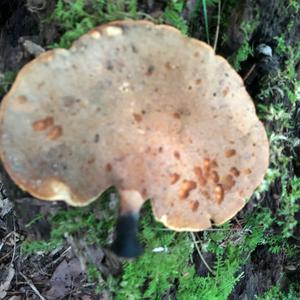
[111,190,145,258]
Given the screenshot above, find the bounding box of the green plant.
[52,0,140,48]
[0,71,16,98]
[253,29,300,261]
[22,188,118,254]
[116,206,192,299]
[164,0,188,34]
[257,284,300,300]
[230,16,259,70]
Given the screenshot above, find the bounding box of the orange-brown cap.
[0,20,269,230]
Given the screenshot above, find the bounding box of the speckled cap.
[0,20,269,231]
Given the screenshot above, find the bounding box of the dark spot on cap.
[94,134,100,143]
[196,79,202,85]
[18,95,27,104]
[194,52,199,57]
[142,188,147,197]
[213,93,217,97]
[209,171,219,183]
[174,151,180,160]
[222,175,235,191]
[178,180,197,199]
[131,44,138,53]
[146,65,155,76]
[133,113,142,122]
[210,160,218,168]
[32,116,54,131]
[106,163,112,172]
[37,82,45,89]
[230,167,240,177]
[47,126,63,140]
[165,62,172,70]
[202,190,210,199]
[158,146,163,153]
[63,96,78,108]
[115,23,129,31]
[244,168,252,175]
[173,112,181,119]
[106,61,113,70]
[170,173,180,184]
[225,149,236,158]
[145,146,151,153]
[141,110,146,115]
[194,166,206,186]
[223,87,229,96]
[191,201,199,212]
[188,86,192,90]
[87,155,96,164]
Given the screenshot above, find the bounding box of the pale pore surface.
[0,21,269,230]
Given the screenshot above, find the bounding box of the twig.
[243,63,256,82]
[20,272,46,300]
[10,215,17,265]
[190,233,215,275]
[234,216,243,228]
[31,246,72,277]
[213,0,221,52]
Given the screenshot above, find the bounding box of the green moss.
[51,0,140,48]
[164,0,188,34]
[258,284,300,300]
[177,208,274,300]
[0,71,16,98]
[112,205,275,300]
[22,188,118,254]
[230,16,259,70]
[256,37,300,241]
[116,206,192,299]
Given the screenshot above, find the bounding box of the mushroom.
[0,20,269,257]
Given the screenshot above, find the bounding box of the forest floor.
[0,1,300,299]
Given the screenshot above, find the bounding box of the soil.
[0,1,300,299]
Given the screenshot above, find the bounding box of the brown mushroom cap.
[0,20,269,231]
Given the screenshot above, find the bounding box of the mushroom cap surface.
[0,20,269,231]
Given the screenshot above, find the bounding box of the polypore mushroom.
[0,20,269,257]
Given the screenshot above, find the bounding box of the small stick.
[243,63,256,82]
[10,215,17,265]
[31,246,72,277]
[20,272,46,300]
[213,0,222,52]
[190,233,215,275]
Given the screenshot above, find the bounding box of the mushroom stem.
[111,212,143,258]
[111,190,145,258]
